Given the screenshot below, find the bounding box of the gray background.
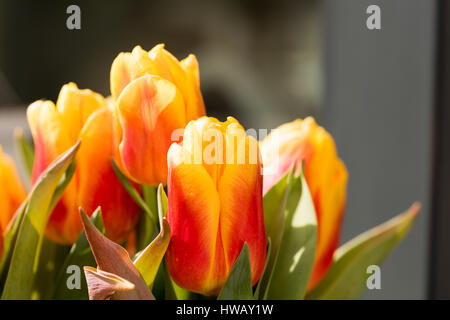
[323,0,435,299]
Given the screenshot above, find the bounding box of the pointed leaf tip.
[79,207,154,300]
[84,266,135,300]
[134,217,171,287]
[306,202,420,300]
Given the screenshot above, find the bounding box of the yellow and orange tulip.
[165,116,267,296]
[27,83,140,245]
[260,117,348,290]
[110,44,206,185]
[0,147,26,258]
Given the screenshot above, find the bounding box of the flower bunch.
[0,44,419,300]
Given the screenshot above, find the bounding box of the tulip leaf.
[258,171,290,297]
[134,218,171,287]
[163,264,194,300]
[253,237,271,299]
[264,167,318,299]
[111,158,156,222]
[157,184,168,226]
[218,243,254,300]
[14,127,34,185]
[53,208,105,299]
[80,208,154,300]
[84,266,136,300]
[0,200,28,281]
[48,159,77,213]
[31,237,69,299]
[1,141,80,300]
[305,203,420,300]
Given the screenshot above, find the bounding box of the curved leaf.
[134,218,170,287]
[1,140,80,300]
[53,208,104,299]
[80,208,154,300]
[264,167,318,299]
[84,266,135,300]
[14,127,34,186]
[305,203,420,300]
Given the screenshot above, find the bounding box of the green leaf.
[52,208,105,299]
[257,171,290,297]
[163,262,194,300]
[134,218,171,287]
[14,127,34,185]
[218,243,254,300]
[31,237,69,299]
[79,209,154,300]
[48,159,77,213]
[264,168,318,299]
[306,203,420,300]
[137,185,158,251]
[253,238,271,299]
[0,201,28,280]
[157,184,168,226]
[111,158,155,221]
[111,159,158,250]
[1,141,80,300]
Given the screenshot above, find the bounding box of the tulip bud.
[0,147,26,257]
[165,116,267,296]
[27,83,140,244]
[110,44,205,122]
[260,117,348,290]
[110,44,206,186]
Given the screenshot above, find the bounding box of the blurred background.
[0,0,442,299]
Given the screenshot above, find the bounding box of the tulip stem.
[136,185,159,250]
[142,185,158,226]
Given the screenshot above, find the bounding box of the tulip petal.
[117,74,186,185]
[218,133,266,286]
[27,100,72,184]
[56,82,106,144]
[166,143,224,295]
[110,46,156,100]
[179,54,206,121]
[0,147,27,233]
[218,156,266,287]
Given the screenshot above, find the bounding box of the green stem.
[137,185,159,251]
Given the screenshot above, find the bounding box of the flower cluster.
[0,44,418,300]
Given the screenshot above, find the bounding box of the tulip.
[165,116,267,296]
[260,117,348,290]
[0,147,26,257]
[27,83,140,244]
[110,44,206,185]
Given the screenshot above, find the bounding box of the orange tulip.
[260,117,348,290]
[27,83,140,244]
[110,44,206,185]
[165,116,267,296]
[0,147,26,257]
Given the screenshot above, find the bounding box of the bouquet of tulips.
[0,44,419,300]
